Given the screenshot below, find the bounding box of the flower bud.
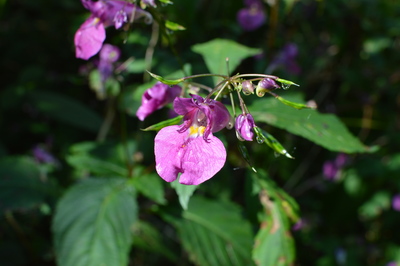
[256,78,280,97]
[241,80,254,95]
[235,114,256,141]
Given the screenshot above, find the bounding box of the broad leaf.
[171,179,197,210]
[53,177,137,266]
[66,140,136,178]
[250,93,369,153]
[0,156,55,212]
[178,196,253,266]
[192,39,261,84]
[250,171,297,266]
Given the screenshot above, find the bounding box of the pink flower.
[136,82,182,121]
[74,0,152,60]
[154,95,231,185]
[235,114,255,141]
[98,44,121,84]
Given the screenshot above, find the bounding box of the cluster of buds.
[138,71,316,185]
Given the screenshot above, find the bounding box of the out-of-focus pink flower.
[235,114,256,141]
[323,153,349,180]
[392,194,400,212]
[267,43,301,75]
[154,95,231,185]
[75,0,152,60]
[32,145,57,165]
[136,82,182,121]
[98,44,120,84]
[236,0,266,31]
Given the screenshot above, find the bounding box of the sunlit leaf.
[142,115,183,131]
[253,127,294,159]
[250,171,297,266]
[165,20,186,31]
[179,196,253,266]
[192,39,261,84]
[53,177,137,266]
[250,93,369,153]
[147,71,184,85]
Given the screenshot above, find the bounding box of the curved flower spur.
[141,71,315,185]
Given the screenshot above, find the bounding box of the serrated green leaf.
[192,39,261,84]
[0,156,55,212]
[147,71,184,85]
[53,177,137,266]
[165,20,186,31]
[28,90,103,133]
[142,115,183,131]
[179,196,253,266]
[250,93,369,153]
[171,178,197,210]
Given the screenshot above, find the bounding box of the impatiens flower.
[98,44,121,84]
[74,0,152,60]
[235,114,256,141]
[237,0,266,31]
[154,95,231,185]
[136,82,182,121]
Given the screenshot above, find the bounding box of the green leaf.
[28,90,103,133]
[0,156,55,212]
[171,178,198,210]
[66,140,136,178]
[250,171,297,266]
[53,177,137,266]
[275,96,314,110]
[147,71,184,85]
[142,115,183,131]
[250,93,369,153]
[192,39,261,84]
[358,191,391,220]
[179,196,253,266]
[165,20,186,31]
[130,168,166,205]
[253,127,294,159]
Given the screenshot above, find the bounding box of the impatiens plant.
[74,0,152,60]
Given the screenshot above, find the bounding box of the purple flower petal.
[136,82,182,121]
[237,5,266,31]
[154,125,226,185]
[74,16,106,60]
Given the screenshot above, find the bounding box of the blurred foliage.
[0,0,400,265]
